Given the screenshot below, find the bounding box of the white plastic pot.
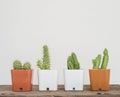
[38,69,57,91]
[64,69,84,91]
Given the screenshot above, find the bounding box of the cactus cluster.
[13,60,31,70]
[67,52,80,69]
[37,45,50,70]
[92,48,109,69]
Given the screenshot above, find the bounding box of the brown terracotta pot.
[11,70,32,91]
[89,69,110,91]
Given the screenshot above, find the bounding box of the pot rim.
[89,69,110,71]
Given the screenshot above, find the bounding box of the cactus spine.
[37,45,50,70]
[23,62,31,70]
[92,48,109,69]
[67,52,80,70]
[101,48,109,69]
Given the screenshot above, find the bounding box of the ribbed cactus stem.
[67,56,74,69]
[71,53,80,69]
[67,61,74,69]
[92,48,109,69]
[43,45,50,69]
[23,62,31,70]
[101,48,109,69]
[37,60,43,69]
[37,45,50,70]
[67,52,80,70]
[13,60,22,70]
[92,54,101,69]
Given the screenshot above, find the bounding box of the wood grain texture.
[0,85,120,97]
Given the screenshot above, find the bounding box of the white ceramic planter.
[64,69,84,91]
[38,70,57,91]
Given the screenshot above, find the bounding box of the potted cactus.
[64,52,83,91]
[89,48,110,91]
[37,45,57,91]
[11,60,32,91]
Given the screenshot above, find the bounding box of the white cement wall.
[0,0,120,85]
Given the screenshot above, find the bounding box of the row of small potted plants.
[11,45,110,91]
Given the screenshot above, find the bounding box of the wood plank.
[0,85,120,97]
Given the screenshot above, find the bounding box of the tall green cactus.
[13,60,22,70]
[67,52,80,70]
[92,48,109,69]
[23,62,31,70]
[101,48,109,69]
[72,53,80,69]
[37,45,50,70]
[43,45,50,69]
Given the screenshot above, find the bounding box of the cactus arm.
[96,54,101,69]
[67,56,72,63]
[67,56,73,69]
[77,63,80,69]
[70,54,75,65]
[101,54,109,69]
[92,59,97,69]
[67,61,74,69]
[37,60,43,69]
[71,52,80,69]
[92,54,101,69]
[101,48,109,69]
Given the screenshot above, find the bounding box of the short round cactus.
[13,60,22,70]
[23,62,31,70]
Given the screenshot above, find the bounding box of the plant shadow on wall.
[89,48,110,91]
[64,52,84,91]
[37,45,57,91]
[11,60,32,91]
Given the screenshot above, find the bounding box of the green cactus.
[43,45,50,69]
[71,53,80,69]
[37,45,50,70]
[23,62,31,70]
[92,54,101,69]
[67,52,80,70]
[37,60,44,69]
[92,48,109,69]
[13,60,22,70]
[67,56,74,69]
[101,48,109,69]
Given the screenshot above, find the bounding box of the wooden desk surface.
[0,85,120,97]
